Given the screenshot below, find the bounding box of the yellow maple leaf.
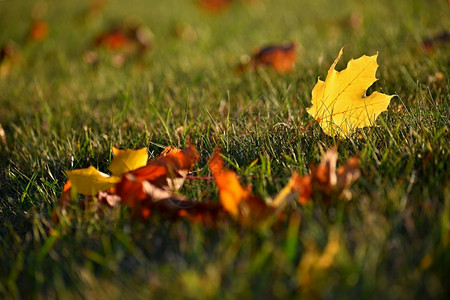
[108,147,148,176]
[65,166,120,196]
[307,48,394,137]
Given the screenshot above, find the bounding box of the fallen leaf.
[158,145,182,157]
[86,21,152,66]
[109,147,148,176]
[336,155,360,197]
[197,0,233,12]
[209,149,248,216]
[292,149,360,204]
[115,173,176,210]
[197,0,259,12]
[97,190,122,207]
[52,180,73,224]
[307,48,394,137]
[65,166,120,196]
[95,29,130,50]
[115,143,199,217]
[131,142,199,189]
[237,43,297,73]
[29,20,49,42]
[422,30,450,54]
[291,173,313,205]
[209,148,272,223]
[63,147,150,197]
[59,180,73,209]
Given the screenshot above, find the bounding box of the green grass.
[1,0,449,298]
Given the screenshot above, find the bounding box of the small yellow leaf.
[108,147,148,176]
[65,166,120,196]
[307,48,394,137]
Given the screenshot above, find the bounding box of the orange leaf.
[132,142,198,189]
[198,0,232,12]
[209,149,249,217]
[115,173,148,209]
[237,43,297,73]
[93,22,151,53]
[52,180,73,224]
[292,173,313,205]
[59,180,72,208]
[86,21,152,67]
[209,148,272,224]
[95,30,130,49]
[29,20,48,42]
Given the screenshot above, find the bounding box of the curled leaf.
[292,149,360,204]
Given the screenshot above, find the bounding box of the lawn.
[0,0,449,298]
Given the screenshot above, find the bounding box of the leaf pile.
[57,144,360,226]
[55,47,398,226]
